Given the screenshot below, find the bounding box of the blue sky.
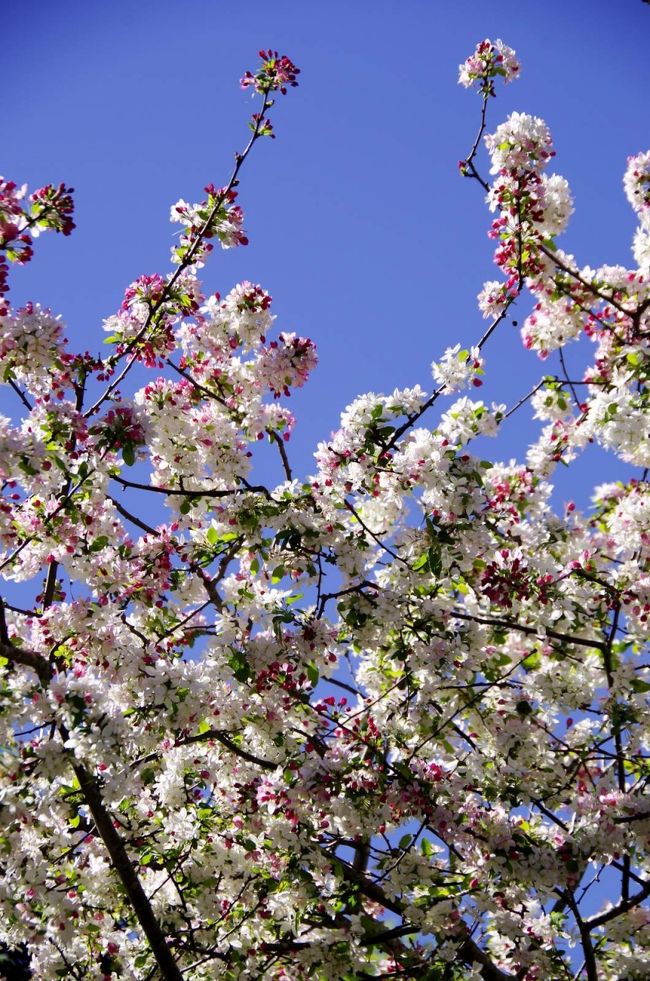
[4,0,650,501]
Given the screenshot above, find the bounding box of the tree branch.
[335,858,514,981]
[71,761,183,981]
[0,639,183,980]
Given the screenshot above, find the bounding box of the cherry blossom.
[0,42,648,981]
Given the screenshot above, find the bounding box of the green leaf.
[18,458,39,476]
[522,651,541,671]
[413,543,441,577]
[631,679,650,694]
[122,444,135,466]
[228,650,251,683]
[89,536,109,553]
[412,553,429,572]
[306,662,319,687]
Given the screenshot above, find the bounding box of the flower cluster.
[625,152,650,274]
[431,343,484,392]
[485,112,555,176]
[170,185,248,266]
[241,49,300,96]
[0,178,75,315]
[28,182,75,237]
[458,38,520,94]
[103,271,202,365]
[624,150,650,229]
[479,113,568,303]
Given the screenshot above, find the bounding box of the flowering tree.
[1,40,649,981]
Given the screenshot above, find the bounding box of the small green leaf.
[631,679,650,694]
[89,535,109,553]
[521,651,541,671]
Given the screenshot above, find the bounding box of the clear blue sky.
[4,0,650,500]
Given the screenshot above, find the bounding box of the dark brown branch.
[108,495,158,535]
[584,879,650,930]
[317,579,378,619]
[539,243,633,315]
[335,859,514,981]
[462,89,491,192]
[503,378,546,421]
[8,378,33,411]
[451,609,607,653]
[71,761,183,981]
[112,474,270,499]
[166,358,230,407]
[0,640,53,684]
[601,603,630,902]
[131,727,278,773]
[211,730,278,770]
[0,601,40,618]
[42,560,59,609]
[0,598,9,645]
[556,888,598,981]
[612,812,650,824]
[344,499,406,565]
[0,638,182,979]
[269,430,293,481]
